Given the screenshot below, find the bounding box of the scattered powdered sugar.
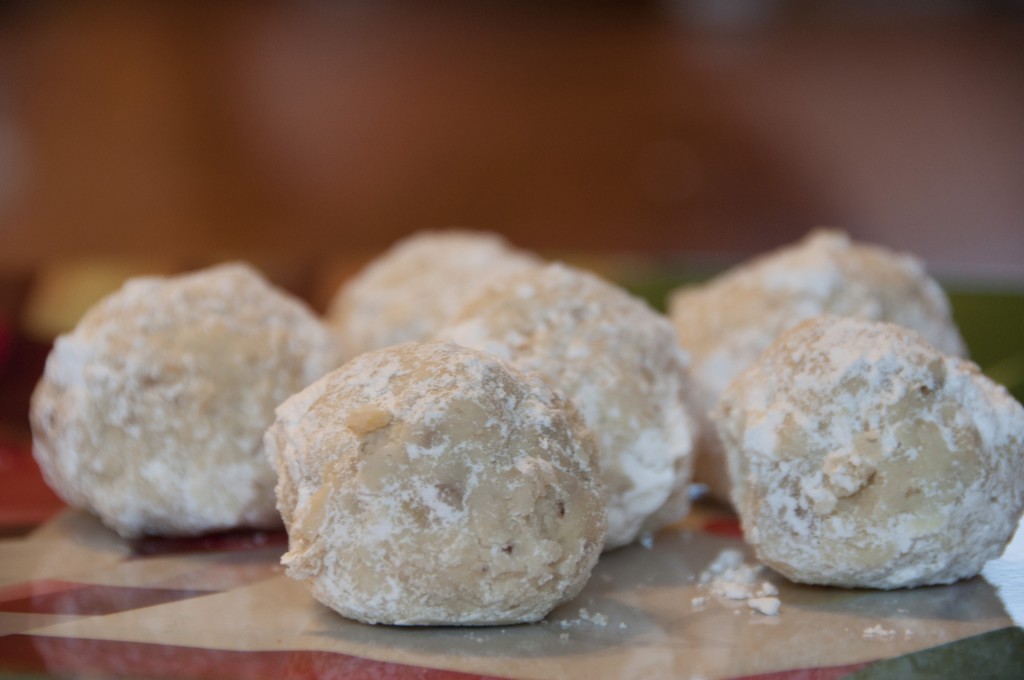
[579,608,609,627]
[862,624,917,641]
[862,624,897,641]
[715,578,756,601]
[746,597,781,616]
[558,607,610,629]
[695,549,781,616]
[698,548,745,583]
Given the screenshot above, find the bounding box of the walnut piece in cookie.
[669,229,967,503]
[264,341,607,625]
[30,263,344,539]
[716,316,1024,589]
[437,262,698,551]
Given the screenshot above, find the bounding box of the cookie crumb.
[578,607,609,627]
[747,597,781,616]
[862,624,897,640]
[696,549,782,617]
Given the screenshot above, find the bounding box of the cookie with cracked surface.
[30,263,343,538]
[265,341,606,625]
[716,316,1024,588]
[669,229,966,503]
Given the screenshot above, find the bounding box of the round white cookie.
[668,230,967,502]
[326,230,540,358]
[265,341,606,625]
[438,262,697,550]
[716,316,1024,589]
[30,263,344,539]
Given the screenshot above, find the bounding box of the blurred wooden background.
[0,0,1022,278]
[0,0,1023,442]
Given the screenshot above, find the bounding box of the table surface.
[1,461,1022,680]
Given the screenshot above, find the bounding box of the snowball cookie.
[30,263,344,539]
[716,316,1024,589]
[668,229,967,503]
[265,341,607,626]
[437,263,698,551]
[326,230,541,358]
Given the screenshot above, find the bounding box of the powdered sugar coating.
[30,263,344,538]
[265,341,606,625]
[668,230,967,502]
[437,263,697,550]
[716,316,1024,588]
[326,230,540,358]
